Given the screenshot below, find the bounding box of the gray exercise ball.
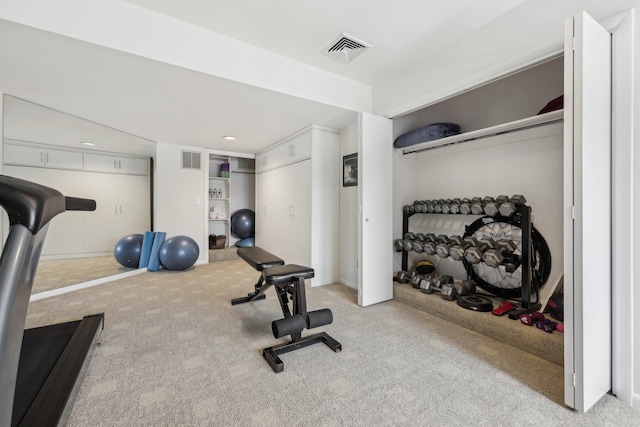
[114,233,144,268]
[159,235,200,271]
[231,209,255,239]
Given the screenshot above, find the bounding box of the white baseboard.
[40,251,112,261]
[633,393,640,410]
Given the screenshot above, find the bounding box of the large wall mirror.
[2,94,156,294]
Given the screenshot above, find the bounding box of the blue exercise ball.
[114,233,144,268]
[231,209,255,239]
[236,237,255,248]
[159,235,200,271]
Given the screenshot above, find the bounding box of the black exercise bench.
[232,247,284,305]
[233,247,342,372]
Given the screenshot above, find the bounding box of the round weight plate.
[461,216,551,300]
[457,295,493,312]
[415,260,435,275]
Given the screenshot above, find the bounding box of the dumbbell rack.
[401,203,534,309]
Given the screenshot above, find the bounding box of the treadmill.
[0,175,104,427]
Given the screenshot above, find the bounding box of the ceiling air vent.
[323,33,371,63]
[182,151,201,170]
[236,158,255,172]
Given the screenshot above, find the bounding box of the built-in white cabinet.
[82,172,150,254]
[4,141,149,175]
[2,142,150,258]
[4,142,83,170]
[255,125,339,286]
[84,153,148,175]
[255,129,312,173]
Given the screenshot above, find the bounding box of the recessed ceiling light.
[81,141,95,146]
[223,136,236,141]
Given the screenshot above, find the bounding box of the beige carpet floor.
[23,259,640,426]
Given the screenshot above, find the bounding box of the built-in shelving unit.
[399,110,563,155]
[208,156,231,248]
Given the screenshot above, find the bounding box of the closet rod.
[400,110,564,155]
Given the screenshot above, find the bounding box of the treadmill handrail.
[0,175,95,235]
[64,197,97,212]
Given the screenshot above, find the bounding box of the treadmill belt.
[12,320,80,427]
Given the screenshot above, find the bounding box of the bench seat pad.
[237,247,284,271]
[263,264,314,285]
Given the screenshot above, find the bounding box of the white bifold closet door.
[563,11,612,412]
[357,112,393,307]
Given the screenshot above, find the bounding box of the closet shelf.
[399,110,563,155]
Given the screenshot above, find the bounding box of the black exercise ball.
[231,209,255,239]
[114,233,144,268]
[159,235,200,271]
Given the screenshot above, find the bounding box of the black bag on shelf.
[209,234,226,249]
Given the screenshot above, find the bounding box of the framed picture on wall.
[343,153,358,187]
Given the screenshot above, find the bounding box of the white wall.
[229,172,255,212]
[229,157,255,213]
[338,122,358,289]
[228,171,255,246]
[630,9,640,409]
[310,128,340,286]
[154,142,206,263]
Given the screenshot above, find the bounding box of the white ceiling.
[123,0,525,86]
[0,0,635,156]
[0,0,526,156]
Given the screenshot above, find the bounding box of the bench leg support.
[262,332,342,373]
[231,275,271,305]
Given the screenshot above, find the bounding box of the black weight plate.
[457,295,493,312]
